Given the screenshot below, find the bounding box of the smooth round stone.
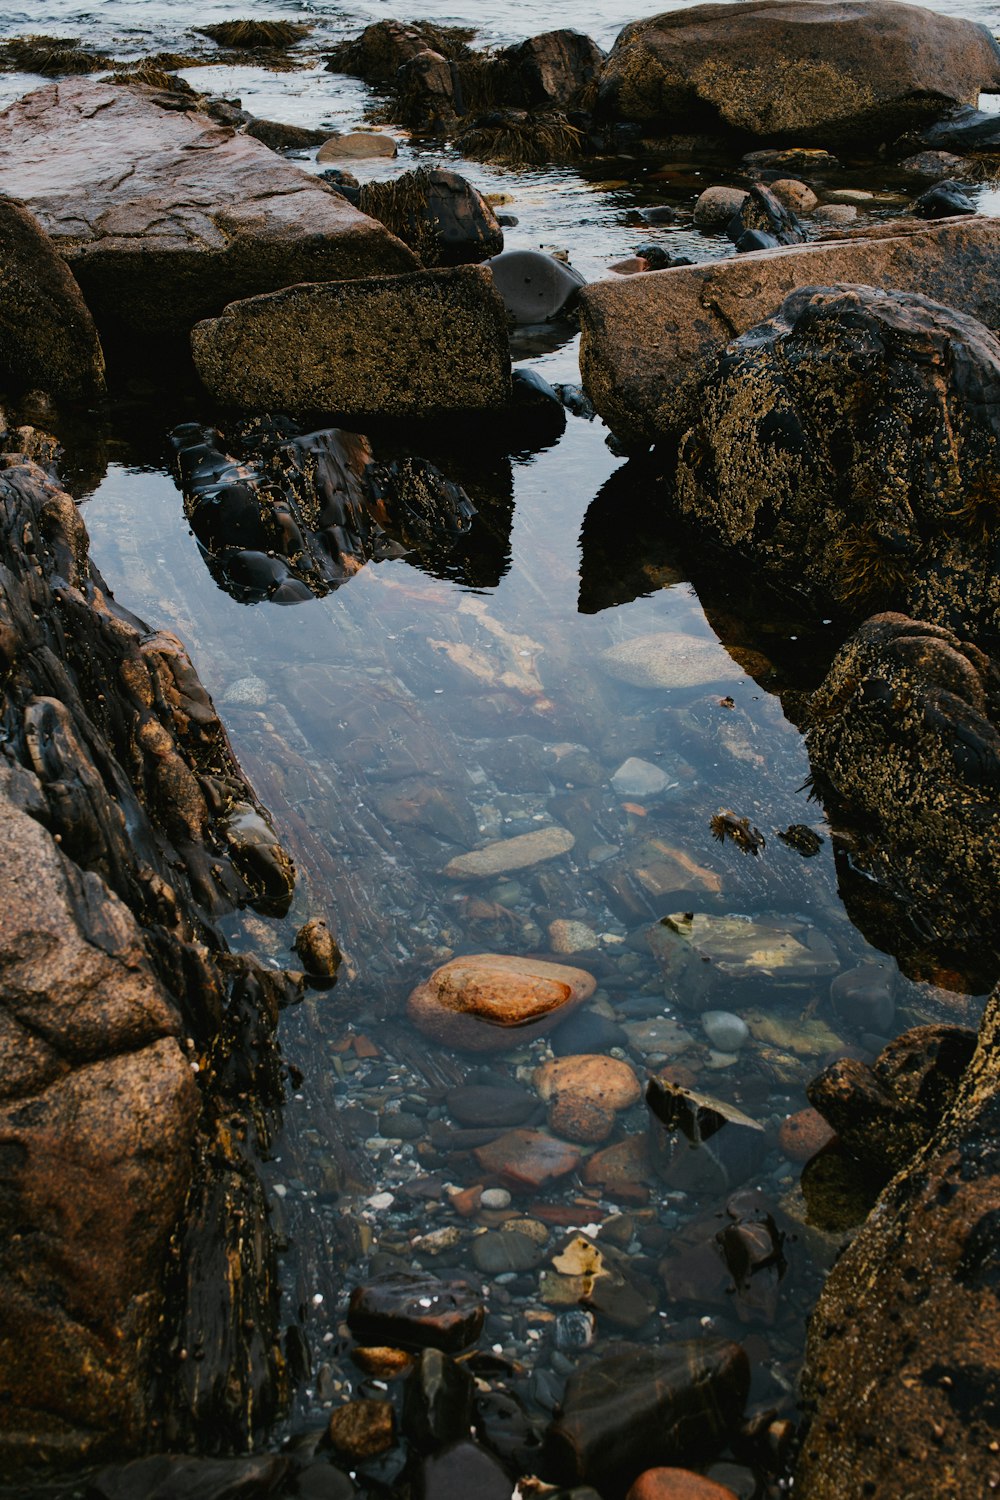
[379,1111,424,1141]
[830,963,895,1033]
[626,1467,740,1500]
[317,131,397,160]
[549,918,600,953]
[471,1229,542,1274]
[552,1009,628,1056]
[445,1084,538,1128]
[485,247,586,324]
[407,953,596,1053]
[535,1054,642,1110]
[610,757,671,798]
[480,1187,511,1210]
[813,203,858,224]
[700,1011,749,1054]
[693,185,749,230]
[600,632,743,690]
[548,1093,616,1144]
[768,177,818,213]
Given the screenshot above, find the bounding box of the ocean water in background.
[3,0,999,1473]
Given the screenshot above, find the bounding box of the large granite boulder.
[595,0,1000,147]
[0,79,417,341]
[670,284,1000,636]
[796,986,1000,1498]
[190,265,511,417]
[0,436,299,1467]
[0,196,105,400]
[806,613,1000,962]
[578,217,1000,446]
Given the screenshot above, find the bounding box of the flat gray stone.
[443,825,575,879]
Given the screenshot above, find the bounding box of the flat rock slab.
[191,265,512,416]
[408,952,596,1052]
[0,79,417,338]
[443,823,575,878]
[600,632,744,690]
[474,1128,582,1192]
[579,217,1000,444]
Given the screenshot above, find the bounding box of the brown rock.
[317,131,398,159]
[579,218,1000,445]
[0,196,104,400]
[535,1054,642,1110]
[191,265,511,418]
[548,1093,616,1144]
[582,1135,656,1201]
[348,1272,485,1353]
[778,1108,835,1162]
[474,1129,582,1193]
[407,953,595,1052]
[627,1467,739,1500]
[596,1,1000,146]
[293,916,342,987]
[351,1347,416,1379]
[0,79,416,339]
[327,1399,396,1459]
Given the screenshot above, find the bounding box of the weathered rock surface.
[191,266,511,417]
[407,952,595,1051]
[595,0,1000,147]
[0,436,299,1467]
[0,80,416,340]
[443,824,575,879]
[579,217,1000,445]
[357,167,503,266]
[796,987,1000,1498]
[347,1271,485,1352]
[672,285,1000,636]
[0,196,105,400]
[807,613,1000,957]
[545,1339,750,1493]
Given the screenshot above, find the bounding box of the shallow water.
[5,0,999,1483]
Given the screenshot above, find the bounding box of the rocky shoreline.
[3,1,1000,1496]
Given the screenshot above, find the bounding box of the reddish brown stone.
[582,1135,656,1201]
[408,953,596,1052]
[327,1399,395,1459]
[548,1093,616,1144]
[474,1129,581,1193]
[627,1467,739,1500]
[778,1107,836,1162]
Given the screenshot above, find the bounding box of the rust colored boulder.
[627,1468,740,1500]
[0,79,416,340]
[672,285,1000,638]
[579,217,1000,446]
[0,196,104,400]
[407,952,596,1051]
[807,613,1000,955]
[190,265,511,417]
[595,0,1000,147]
[474,1127,582,1190]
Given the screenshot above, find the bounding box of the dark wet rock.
[900,147,974,178]
[172,422,477,603]
[646,1077,768,1196]
[319,166,361,202]
[796,986,1000,1498]
[486,248,587,324]
[325,19,475,85]
[394,49,458,130]
[197,20,312,50]
[912,103,1000,153]
[287,1462,357,1500]
[456,107,587,167]
[830,962,895,1033]
[191,265,511,417]
[88,1454,292,1499]
[912,177,977,218]
[808,1022,979,1177]
[414,1438,514,1500]
[474,1128,582,1192]
[403,1348,475,1450]
[244,117,329,151]
[776,823,822,856]
[496,29,605,110]
[594,1,1000,147]
[474,1387,545,1473]
[551,1009,629,1056]
[545,1339,750,1496]
[0,80,416,342]
[471,1229,543,1274]
[294,917,342,988]
[327,1400,395,1460]
[347,1272,485,1352]
[807,614,1000,956]
[726,184,806,249]
[672,286,1000,636]
[357,167,503,266]
[0,440,299,1467]
[578,218,1000,447]
[0,196,105,401]
[446,1083,540,1127]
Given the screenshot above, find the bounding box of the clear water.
[5,0,997,1477]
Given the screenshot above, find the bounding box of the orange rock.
[407,953,596,1052]
[582,1135,655,1203]
[351,1346,416,1378]
[778,1106,836,1162]
[549,1093,616,1144]
[627,1468,739,1500]
[535,1053,642,1111]
[448,1184,483,1217]
[327,1399,395,1459]
[474,1128,581,1193]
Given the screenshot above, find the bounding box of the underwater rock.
[627,1470,740,1500]
[407,952,595,1051]
[701,1011,749,1054]
[357,167,503,266]
[348,1272,485,1353]
[545,1339,750,1494]
[796,986,1000,1498]
[594,1,1000,146]
[88,1454,293,1499]
[0,195,105,400]
[415,1438,514,1500]
[578,217,1000,446]
[474,1128,582,1191]
[443,825,576,879]
[830,962,895,1033]
[191,265,511,417]
[807,613,1000,957]
[294,917,342,988]
[672,285,1000,635]
[650,912,839,998]
[403,1348,475,1452]
[0,79,416,341]
[535,1054,642,1111]
[599,632,743,690]
[646,1076,768,1195]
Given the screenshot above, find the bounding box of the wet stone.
[611,757,673,798]
[414,1438,515,1500]
[291,1461,358,1500]
[402,1348,475,1452]
[88,1456,293,1499]
[347,1272,485,1352]
[446,1083,539,1128]
[778,1107,836,1163]
[626,1468,741,1500]
[830,963,896,1033]
[327,1400,395,1460]
[474,1388,545,1473]
[474,1129,582,1193]
[701,1012,749,1054]
[471,1229,542,1274]
[294,917,342,987]
[600,633,743,691]
[486,247,586,324]
[549,1093,617,1144]
[552,1010,629,1055]
[443,825,576,878]
[535,1054,642,1111]
[408,953,595,1052]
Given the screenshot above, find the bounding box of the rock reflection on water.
[80,404,987,1478]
